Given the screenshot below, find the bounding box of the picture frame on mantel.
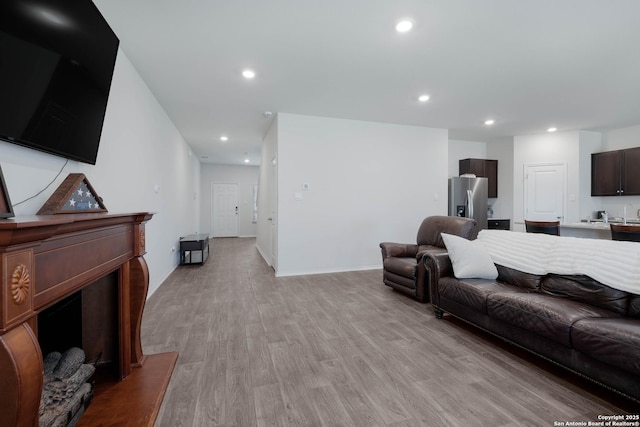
[0,165,14,219]
[37,173,108,215]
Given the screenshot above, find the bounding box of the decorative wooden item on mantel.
[37,173,107,215]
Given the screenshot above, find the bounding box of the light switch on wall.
[294,192,303,200]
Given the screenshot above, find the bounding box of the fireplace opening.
[36,272,120,427]
[38,293,82,358]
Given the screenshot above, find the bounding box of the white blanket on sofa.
[476,229,640,294]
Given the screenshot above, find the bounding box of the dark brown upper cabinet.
[591,147,640,196]
[459,158,498,198]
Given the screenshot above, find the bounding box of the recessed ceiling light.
[418,94,430,102]
[220,136,229,141]
[242,69,256,79]
[395,20,413,33]
[484,119,495,125]
[244,159,250,163]
[547,127,557,132]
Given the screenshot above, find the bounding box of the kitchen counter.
[560,220,640,239]
[559,222,611,239]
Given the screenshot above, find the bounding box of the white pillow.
[441,233,498,279]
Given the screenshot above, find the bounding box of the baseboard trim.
[275,264,381,278]
[148,263,179,299]
[255,243,273,268]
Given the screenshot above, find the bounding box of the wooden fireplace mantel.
[0,213,177,427]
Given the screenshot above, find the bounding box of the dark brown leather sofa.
[424,252,640,402]
[379,216,477,301]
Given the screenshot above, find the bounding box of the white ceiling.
[94,0,640,166]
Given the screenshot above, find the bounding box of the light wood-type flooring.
[142,237,638,426]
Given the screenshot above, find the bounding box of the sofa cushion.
[487,293,620,347]
[438,277,525,313]
[477,229,640,294]
[496,264,542,291]
[383,257,416,279]
[383,270,416,290]
[541,274,629,315]
[629,296,640,318]
[572,318,640,376]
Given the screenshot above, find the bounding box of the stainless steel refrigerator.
[448,176,488,230]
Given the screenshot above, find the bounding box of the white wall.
[448,140,486,177]
[603,124,640,151]
[599,124,640,219]
[256,118,278,267]
[0,50,200,296]
[578,131,602,220]
[271,113,448,276]
[487,137,514,223]
[200,164,259,237]
[512,131,600,230]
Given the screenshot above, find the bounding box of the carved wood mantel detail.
[0,212,175,427]
[11,264,30,305]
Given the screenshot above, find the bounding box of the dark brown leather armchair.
[379,215,477,301]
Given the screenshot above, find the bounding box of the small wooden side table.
[179,233,210,265]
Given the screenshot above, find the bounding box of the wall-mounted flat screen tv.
[0,0,119,165]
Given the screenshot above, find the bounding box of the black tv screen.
[0,0,119,165]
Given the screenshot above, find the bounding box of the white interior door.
[212,183,239,237]
[524,163,566,222]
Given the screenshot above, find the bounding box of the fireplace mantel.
[0,213,177,427]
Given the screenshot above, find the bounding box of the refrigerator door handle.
[466,189,474,219]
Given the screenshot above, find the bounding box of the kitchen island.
[559,222,611,239]
[560,220,640,239]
